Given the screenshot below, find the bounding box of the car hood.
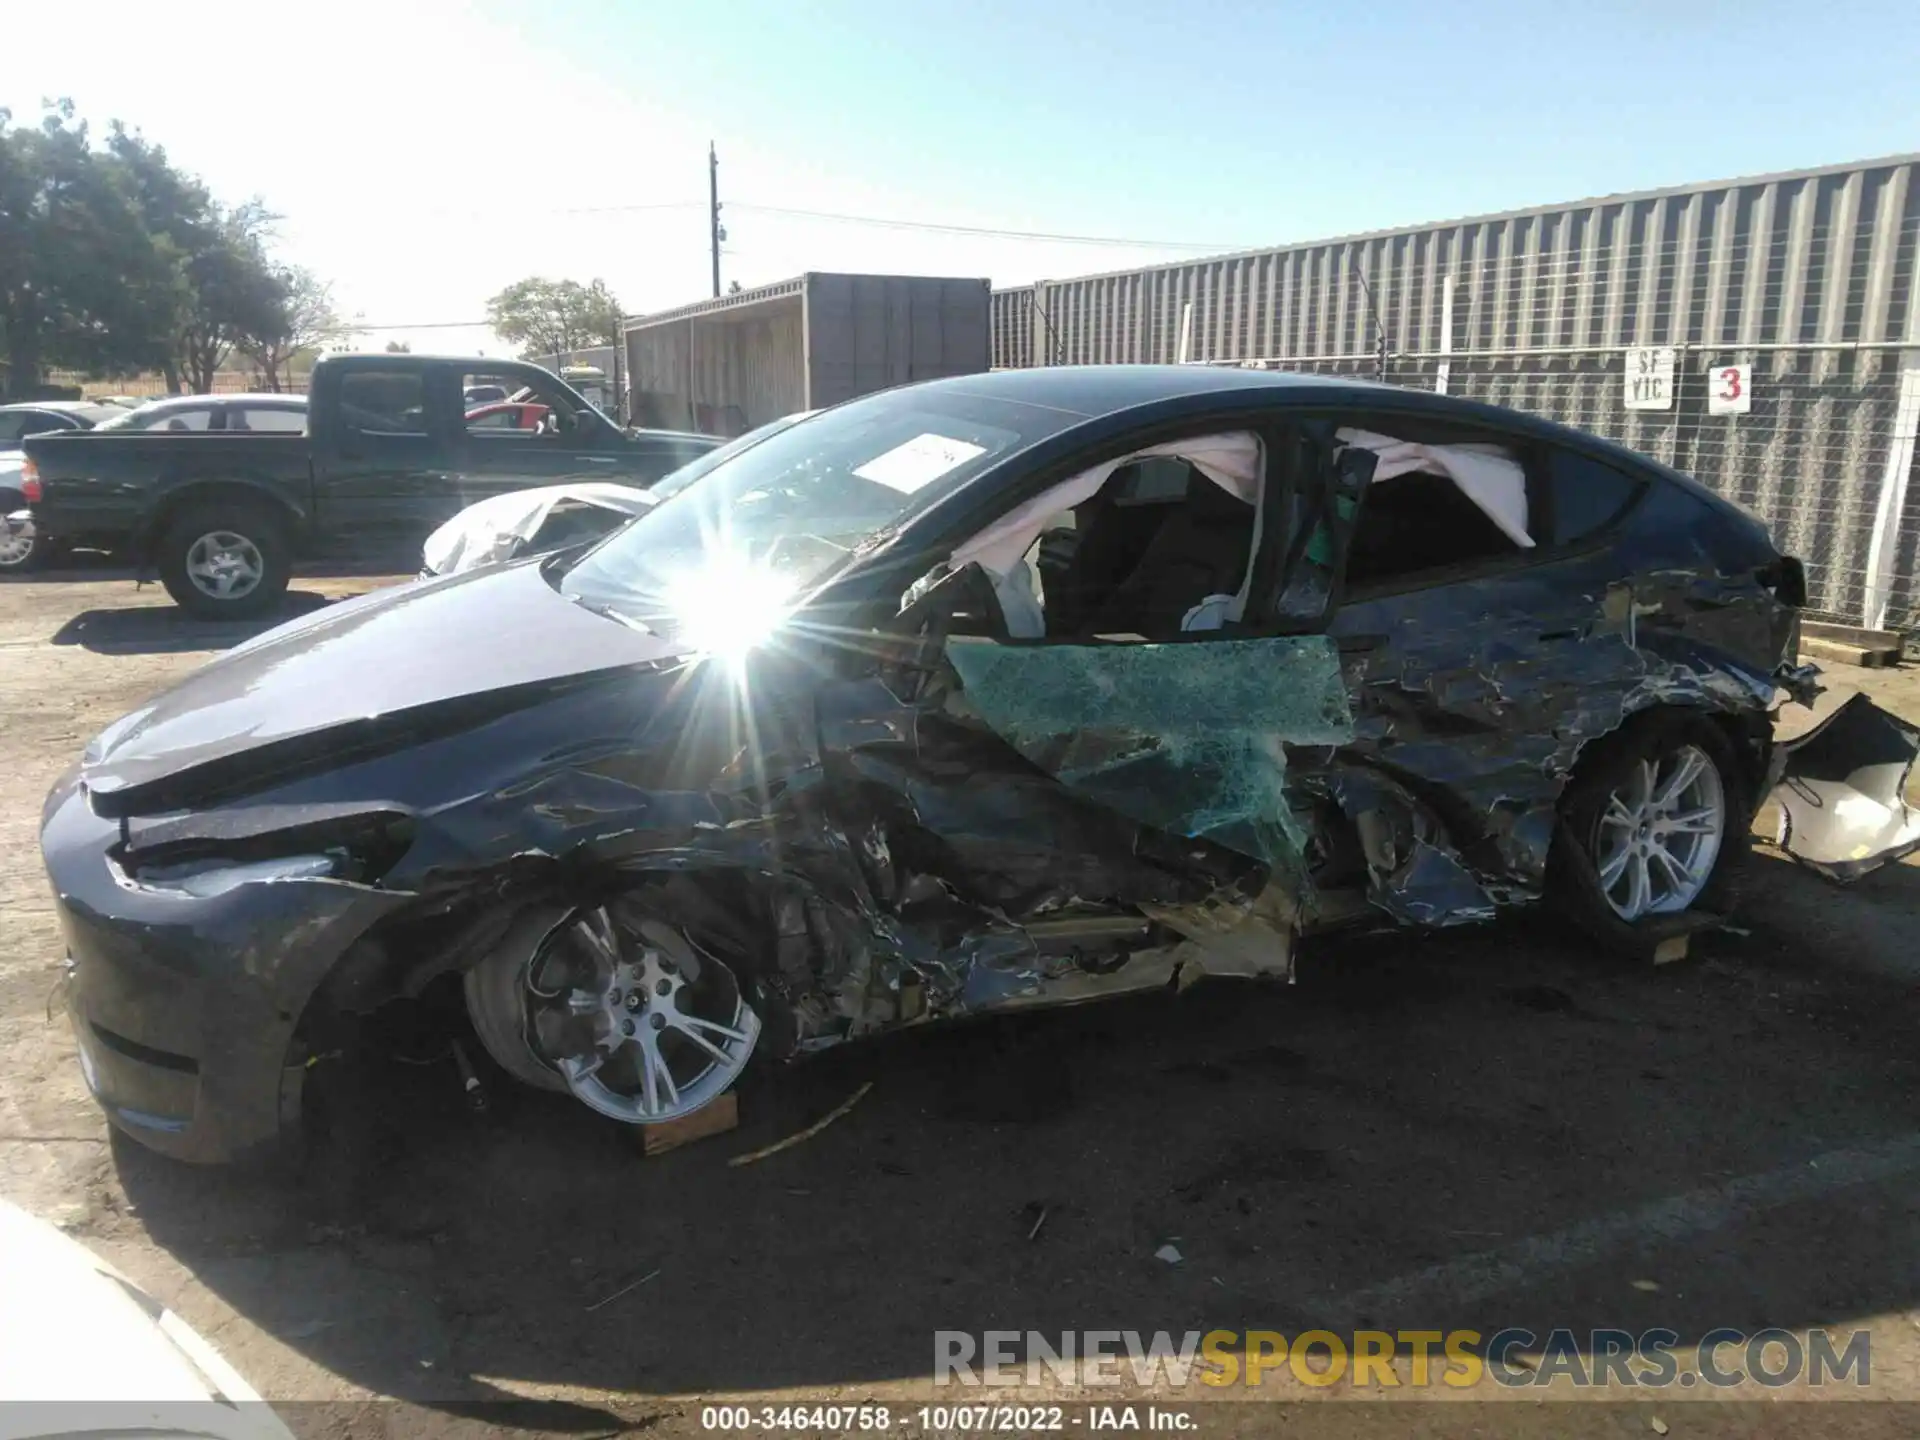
[82,559,686,806]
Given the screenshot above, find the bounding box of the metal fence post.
[1863,368,1920,630]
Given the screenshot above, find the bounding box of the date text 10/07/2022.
[700,1405,1196,1431]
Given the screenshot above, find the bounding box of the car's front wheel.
[1551,711,1751,950]
[156,502,292,619]
[465,902,762,1126]
[0,490,41,573]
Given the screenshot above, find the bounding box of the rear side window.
[1344,471,1522,588]
[339,372,427,436]
[146,407,212,432]
[231,406,307,434]
[1549,450,1646,547]
[0,411,71,443]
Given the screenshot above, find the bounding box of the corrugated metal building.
[992,155,1920,627]
[625,273,991,438]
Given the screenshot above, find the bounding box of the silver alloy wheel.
[521,907,759,1124]
[0,522,32,568]
[185,529,265,601]
[1592,743,1727,920]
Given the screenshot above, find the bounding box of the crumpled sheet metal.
[943,635,1355,868]
[1317,765,1499,927]
[1770,693,1920,883]
[1322,563,1790,907]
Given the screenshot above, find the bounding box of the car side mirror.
[874,561,1009,700]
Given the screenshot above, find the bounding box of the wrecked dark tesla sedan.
[43,365,1915,1163]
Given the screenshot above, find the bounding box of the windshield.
[560,387,1042,647]
[647,411,812,503]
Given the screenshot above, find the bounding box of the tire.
[1548,709,1753,955]
[464,902,763,1125]
[0,490,41,574]
[156,500,292,619]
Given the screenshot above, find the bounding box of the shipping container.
[623,273,992,438]
[989,154,1920,626]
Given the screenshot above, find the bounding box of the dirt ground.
[3,562,1919,1439]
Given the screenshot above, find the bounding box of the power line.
[316,319,492,332]
[726,202,1238,251]
[432,193,1242,251]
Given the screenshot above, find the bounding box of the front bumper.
[43,770,409,1164]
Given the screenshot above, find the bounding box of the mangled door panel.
[806,675,1244,913]
[1322,551,1650,896]
[809,668,1279,1020]
[1770,693,1920,881]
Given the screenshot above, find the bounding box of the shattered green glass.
[944,636,1355,866]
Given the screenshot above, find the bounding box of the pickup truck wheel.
[158,504,291,619]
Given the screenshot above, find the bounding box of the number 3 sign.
[1708,363,1752,415]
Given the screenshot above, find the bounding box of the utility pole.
[708,142,722,298]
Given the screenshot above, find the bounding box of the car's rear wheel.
[465,903,761,1125]
[157,501,292,619]
[1551,710,1751,952]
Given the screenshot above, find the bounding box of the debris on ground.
[1651,1418,1669,1436]
[727,1082,873,1168]
[1154,1244,1183,1264]
[586,1267,660,1312]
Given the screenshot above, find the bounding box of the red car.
[465,400,551,432]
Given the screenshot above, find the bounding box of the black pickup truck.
[20,353,718,617]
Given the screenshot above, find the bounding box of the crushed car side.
[44,368,1881,1166]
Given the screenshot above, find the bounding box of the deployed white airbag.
[1335,427,1534,548]
[950,432,1265,637]
[422,482,657,577]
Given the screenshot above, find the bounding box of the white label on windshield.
[852,433,987,493]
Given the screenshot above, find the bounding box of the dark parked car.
[2,402,128,571]
[20,355,718,617]
[42,366,1915,1165]
[0,401,129,444]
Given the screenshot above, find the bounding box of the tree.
[1,104,338,398]
[384,339,410,353]
[0,102,181,395]
[236,268,338,391]
[485,277,623,358]
[105,125,288,392]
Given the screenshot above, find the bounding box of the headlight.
[120,853,337,899]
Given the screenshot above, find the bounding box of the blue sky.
[3,0,1915,351]
[576,0,1918,247]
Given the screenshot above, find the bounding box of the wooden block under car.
[1637,910,1719,966]
[637,1092,739,1156]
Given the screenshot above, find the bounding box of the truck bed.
[23,431,314,556]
